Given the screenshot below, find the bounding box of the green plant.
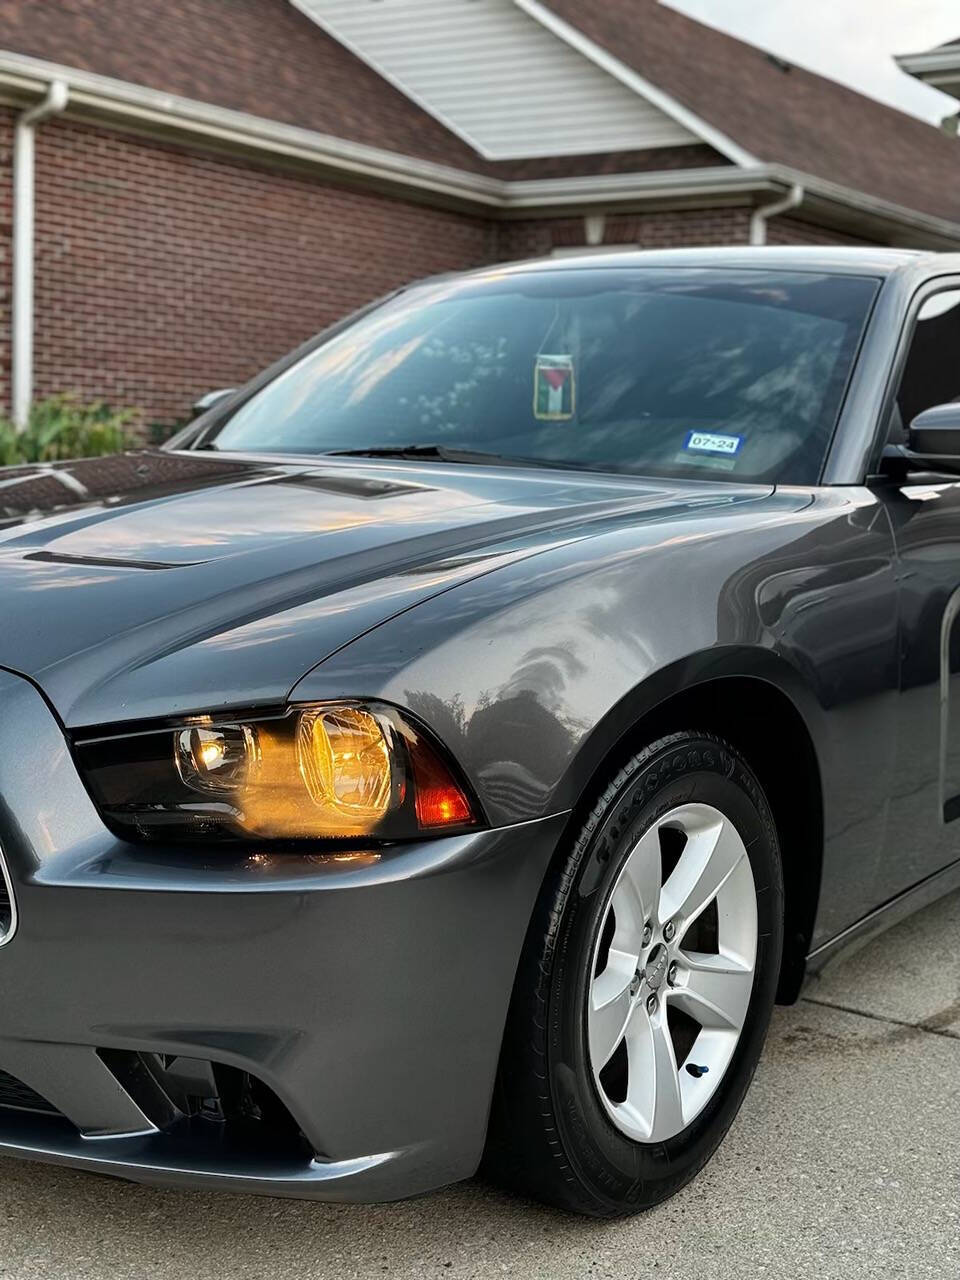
[0,395,136,466]
[147,416,190,447]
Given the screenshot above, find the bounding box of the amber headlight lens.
[73,702,478,843]
[297,707,392,822]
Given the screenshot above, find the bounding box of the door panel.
[880,482,960,900]
[769,488,900,947]
[873,286,960,902]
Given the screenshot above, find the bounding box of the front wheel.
[486,731,784,1216]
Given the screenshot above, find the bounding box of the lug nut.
[663,920,676,942]
[646,994,658,1015]
[642,922,653,946]
[667,962,679,986]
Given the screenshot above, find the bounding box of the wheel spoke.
[671,952,754,1030]
[587,801,758,1146]
[660,812,745,933]
[588,949,636,1071]
[611,825,662,939]
[623,1008,684,1141]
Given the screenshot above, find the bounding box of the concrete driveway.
[1,892,957,1280]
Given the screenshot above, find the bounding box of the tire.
[485,731,784,1217]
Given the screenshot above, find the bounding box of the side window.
[893,289,960,442]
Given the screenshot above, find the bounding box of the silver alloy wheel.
[587,802,758,1143]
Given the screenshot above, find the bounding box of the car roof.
[478,245,949,280]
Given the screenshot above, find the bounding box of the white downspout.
[12,80,69,428]
[749,183,804,246]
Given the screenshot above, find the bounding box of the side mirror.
[908,402,960,460]
[191,388,237,420]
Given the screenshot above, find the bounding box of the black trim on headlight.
[71,701,482,844]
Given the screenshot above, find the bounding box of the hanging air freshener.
[533,353,575,421]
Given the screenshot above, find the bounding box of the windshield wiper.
[327,443,525,466]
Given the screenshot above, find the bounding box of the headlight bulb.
[175,725,257,794]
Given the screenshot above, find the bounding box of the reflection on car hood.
[0,449,774,727]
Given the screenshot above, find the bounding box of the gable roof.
[292,0,699,161]
[536,0,960,223]
[0,0,485,170]
[0,0,959,239]
[0,0,731,180]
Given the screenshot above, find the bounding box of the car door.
[870,281,960,902]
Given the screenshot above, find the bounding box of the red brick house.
[2,0,959,428]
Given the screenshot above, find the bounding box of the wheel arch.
[552,649,825,1003]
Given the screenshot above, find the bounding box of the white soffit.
[290,0,700,160]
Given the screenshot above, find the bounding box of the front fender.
[292,488,854,825]
[294,485,900,951]
[551,646,827,818]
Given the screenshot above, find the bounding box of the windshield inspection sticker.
[684,430,743,457]
[534,354,575,421]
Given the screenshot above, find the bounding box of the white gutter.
[0,51,504,210]
[896,46,960,80]
[501,165,779,211]
[749,182,804,245]
[0,53,958,250]
[12,78,68,428]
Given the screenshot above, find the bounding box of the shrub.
[148,417,189,446]
[0,395,136,466]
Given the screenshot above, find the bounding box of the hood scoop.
[22,550,202,572]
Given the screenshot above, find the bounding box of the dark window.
[206,268,879,486]
[895,289,960,436]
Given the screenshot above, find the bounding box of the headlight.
[73,702,479,842]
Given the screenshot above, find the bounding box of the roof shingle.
[546,0,960,223]
[2,0,959,226]
[0,0,485,170]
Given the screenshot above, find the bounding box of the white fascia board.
[512,0,759,168]
[896,47,960,76]
[2,50,960,247]
[766,163,960,248]
[501,165,777,210]
[896,47,960,94]
[505,162,960,245]
[0,50,505,207]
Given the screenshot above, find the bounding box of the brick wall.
[30,118,496,426]
[0,113,880,431]
[765,215,875,246]
[0,0,485,172]
[497,208,879,261]
[496,208,753,261]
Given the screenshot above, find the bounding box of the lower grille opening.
[99,1050,312,1161]
[0,1068,63,1118]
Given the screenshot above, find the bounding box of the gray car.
[1,246,960,1216]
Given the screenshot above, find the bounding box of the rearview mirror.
[882,402,960,476]
[191,388,237,420]
[908,402,960,459]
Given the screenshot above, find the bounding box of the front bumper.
[0,669,565,1200]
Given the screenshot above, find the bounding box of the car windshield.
[203,267,879,485]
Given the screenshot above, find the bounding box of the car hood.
[0,449,775,727]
